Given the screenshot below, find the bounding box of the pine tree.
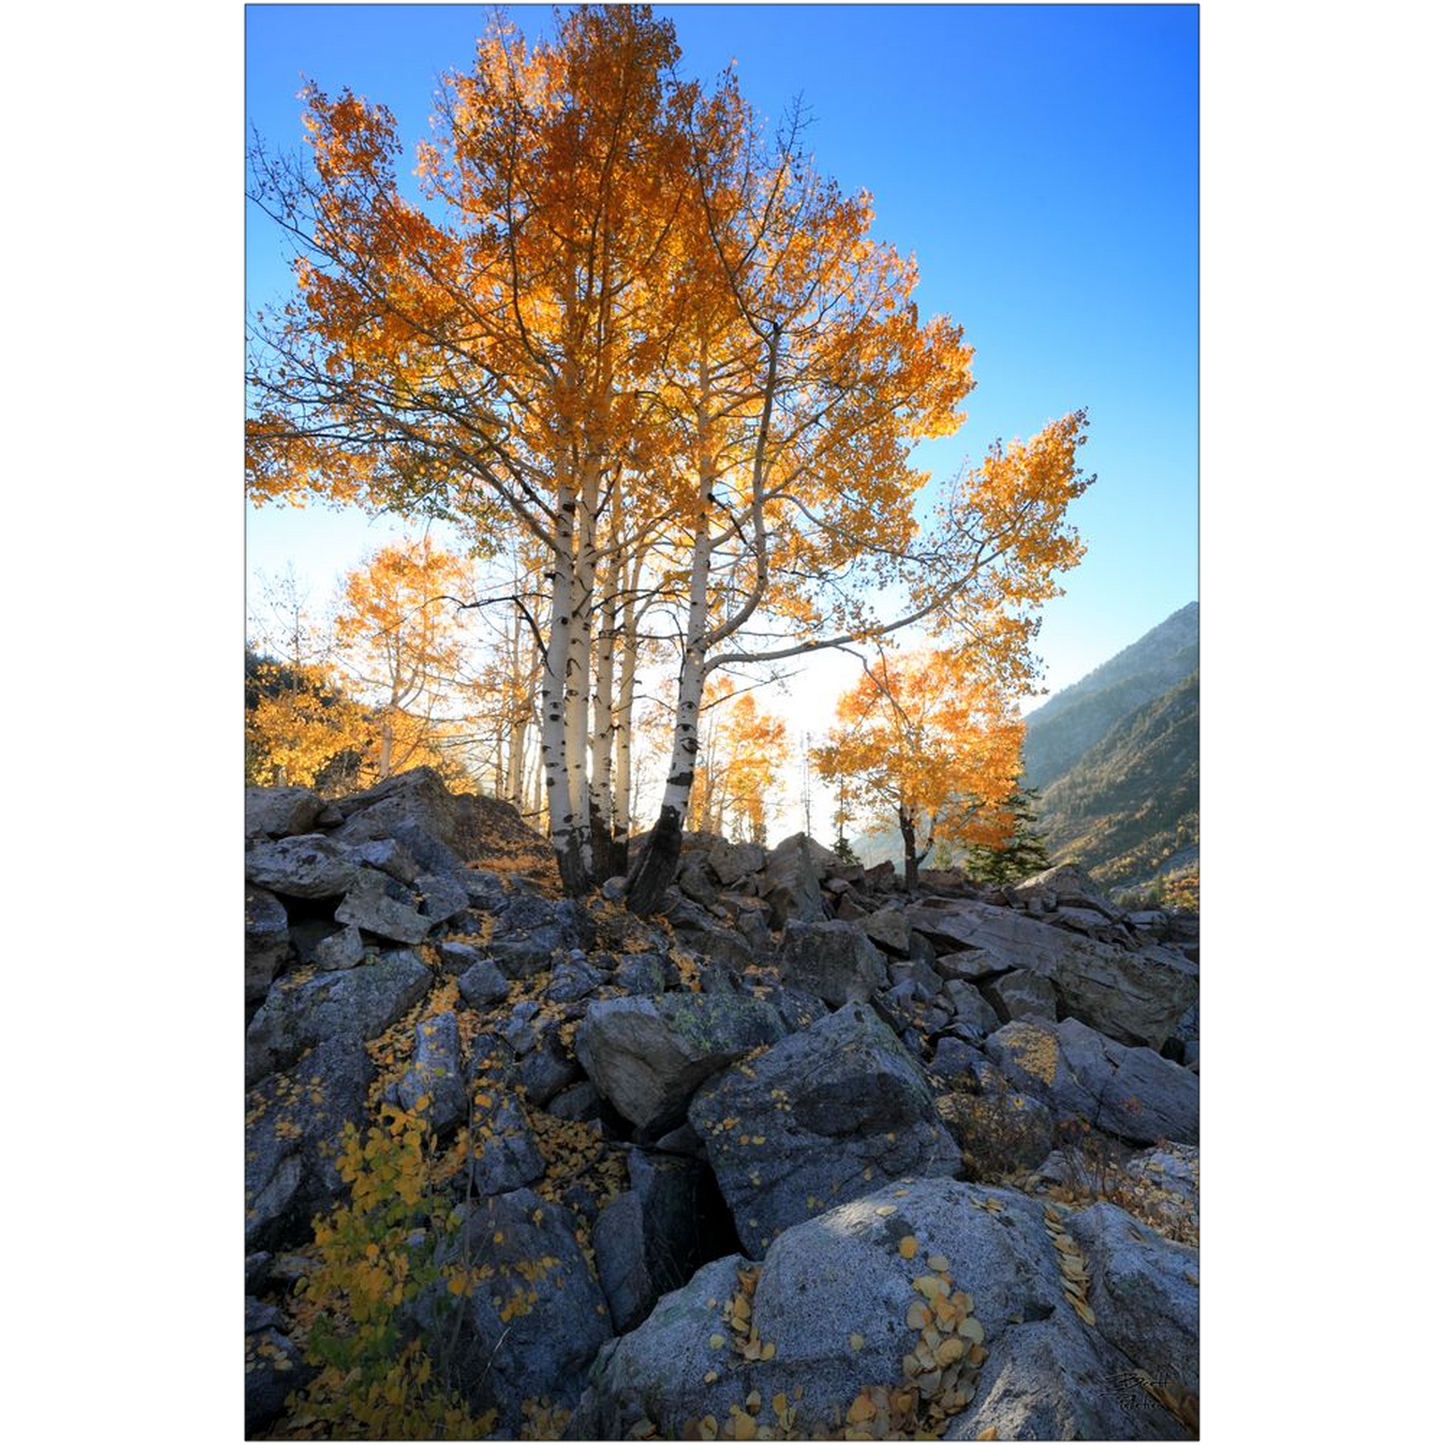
[966,785,1052,885]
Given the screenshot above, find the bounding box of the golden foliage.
[815,647,1024,877]
[333,537,475,785]
[245,660,368,791]
[285,1104,489,1439]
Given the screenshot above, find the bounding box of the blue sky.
[246,2,1198,703]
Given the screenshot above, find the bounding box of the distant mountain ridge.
[1037,670,1199,893]
[1024,601,1199,793]
[1026,603,1199,898]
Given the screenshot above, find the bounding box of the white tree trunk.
[562,459,601,878]
[542,481,589,894]
[589,545,620,873]
[627,479,711,911]
[503,599,528,807]
[661,526,711,820]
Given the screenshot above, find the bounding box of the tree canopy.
[247,5,1093,904]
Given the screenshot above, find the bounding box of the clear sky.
[246,1,1198,718]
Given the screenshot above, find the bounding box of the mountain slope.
[1024,601,1198,792]
[1037,670,1199,894]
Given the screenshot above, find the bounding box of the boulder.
[245,950,431,1086]
[546,954,604,1003]
[765,984,830,1036]
[245,1253,272,1296]
[489,895,591,978]
[1127,908,1170,936]
[614,953,668,996]
[760,833,825,928]
[980,969,1058,1024]
[1068,1202,1200,1400]
[984,1017,1200,1145]
[244,886,291,1008]
[570,1255,746,1441]
[893,955,944,998]
[576,994,787,1133]
[802,837,843,872]
[465,1038,546,1195]
[942,1316,1179,1440]
[332,766,464,853]
[518,1034,581,1107]
[387,1010,468,1135]
[1011,863,1120,918]
[689,1004,960,1256]
[547,1080,600,1122]
[334,867,432,945]
[573,1177,1184,1442]
[1124,1142,1200,1234]
[397,823,467,876]
[677,858,720,908]
[594,1150,736,1334]
[941,980,1001,1041]
[916,867,973,897]
[709,838,765,887]
[1051,904,1123,939]
[245,1312,312,1435]
[458,867,509,912]
[861,907,912,957]
[244,1034,374,1251]
[734,908,773,957]
[862,859,897,891]
[669,910,756,971]
[436,940,484,976]
[906,903,988,953]
[778,920,887,1006]
[415,871,470,924]
[907,899,1196,1049]
[245,784,325,840]
[382,821,465,877]
[934,949,1009,984]
[883,977,928,1017]
[287,917,338,968]
[930,1034,986,1086]
[497,999,541,1056]
[457,955,509,1008]
[346,836,421,884]
[245,833,358,900]
[313,923,366,972]
[413,1189,612,1431]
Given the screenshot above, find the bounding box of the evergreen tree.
[966,785,1052,884]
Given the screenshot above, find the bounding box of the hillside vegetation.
[1024,603,1198,793]
[1037,672,1199,895]
[1025,604,1199,901]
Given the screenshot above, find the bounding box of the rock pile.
[244,771,1200,1439]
